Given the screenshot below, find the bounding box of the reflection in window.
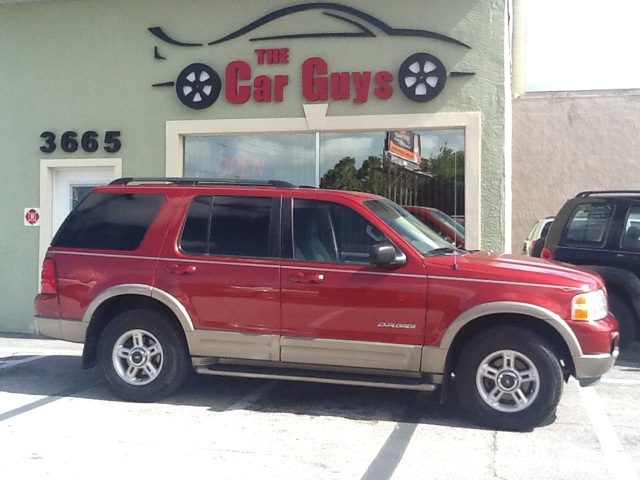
[185,134,316,186]
[563,204,614,246]
[183,129,465,228]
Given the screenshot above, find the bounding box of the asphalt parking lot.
[0,335,638,480]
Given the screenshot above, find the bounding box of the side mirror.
[369,244,407,269]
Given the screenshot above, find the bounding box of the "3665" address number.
[40,130,121,154]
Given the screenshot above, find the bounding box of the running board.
[194,363,437,392]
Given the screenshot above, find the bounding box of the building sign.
[386,130,421,165]
[150,2,474,110]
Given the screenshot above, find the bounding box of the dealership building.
[0,0,522,333]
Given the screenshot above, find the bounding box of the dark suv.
[542,191,640,347]
[35,178,618,431]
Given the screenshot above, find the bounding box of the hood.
[446,251,603,291]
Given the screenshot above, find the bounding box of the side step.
[194,363,437,392]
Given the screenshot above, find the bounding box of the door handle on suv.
[289,272,324,284]
[165,264,197,275]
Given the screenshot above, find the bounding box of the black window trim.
[560,202,616,249]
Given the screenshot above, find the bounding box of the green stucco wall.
[0,0,508,332]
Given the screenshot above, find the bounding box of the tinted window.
[293,199,385,265]
[540,220,553,238]
[52,193,164,250]
[181,196,212,255]
[621,205,640,250]
[181,196,276,259]
[562,203,614,246]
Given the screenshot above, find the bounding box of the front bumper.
[573,348,619,384]
[35,316,87,344]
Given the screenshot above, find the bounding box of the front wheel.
[97,309,191,402]
[455,326,563,431]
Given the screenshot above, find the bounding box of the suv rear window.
[561,203,614,247]
[52,193,164,250]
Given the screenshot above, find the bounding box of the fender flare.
[82,283,195,332]
[422,301,582,374]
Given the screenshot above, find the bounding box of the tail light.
[41,258,58,294]
[541,247,552,260]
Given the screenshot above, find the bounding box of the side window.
[622,205,640,250]
[561,203,614,247]
[180,195,276,259]
[52,193,164,251]
[181,196,212,255]
[293,199,384,265]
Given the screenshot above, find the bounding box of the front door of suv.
[155,193,282,361]
[280,197,427,372]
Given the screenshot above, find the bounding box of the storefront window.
[184,134,316,186]
[184,129,465,218]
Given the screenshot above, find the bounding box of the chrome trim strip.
[186,330,280,361]
[280,336,422,371]
[428,275,584,291]
[52,250,281,269]
[52,251,158,262]
[281,264,426,279]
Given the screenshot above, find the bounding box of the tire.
[97,309,191,402]
[608,294,637,350]
[455,326,563,431]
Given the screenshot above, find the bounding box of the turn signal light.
[541,247,552,260]
[41,258,58,294]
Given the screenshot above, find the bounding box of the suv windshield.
[364,199,458,255]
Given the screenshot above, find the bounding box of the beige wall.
[511,89,640,253]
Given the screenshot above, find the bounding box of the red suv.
[35,178,618,431]
[403,206,465,248]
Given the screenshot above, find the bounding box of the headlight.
[571,289,608,321]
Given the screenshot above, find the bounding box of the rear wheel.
[98,309,190,402]
[455,326,563,431]
[608,294,637,349]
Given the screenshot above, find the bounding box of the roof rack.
[575,190,640,198]
[109,177,296,188]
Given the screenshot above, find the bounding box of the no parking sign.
[24,208,40,226]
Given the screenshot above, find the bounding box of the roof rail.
[575,190,640,198]
[109,177,297,188]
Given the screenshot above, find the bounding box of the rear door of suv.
[154,189,282,362]
[279,193,428,372]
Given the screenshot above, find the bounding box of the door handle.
[165,264,197,275]
[290,272,324,284]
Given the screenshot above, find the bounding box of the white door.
[52,168,115,237]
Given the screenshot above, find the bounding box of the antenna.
[453,151,458,270]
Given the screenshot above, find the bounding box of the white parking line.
[600,378,640,386]
[224,380,279,412]
[0,355,45,370]
[578,385,639,480]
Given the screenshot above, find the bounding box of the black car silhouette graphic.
[150,2,474,109]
